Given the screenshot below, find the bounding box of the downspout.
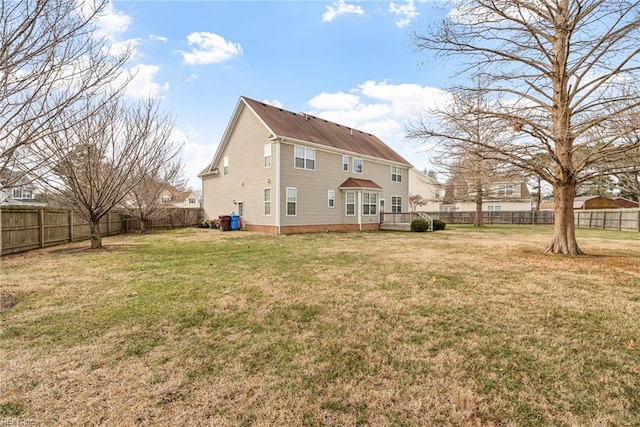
[357,190,362,231]
[275,140,281,235]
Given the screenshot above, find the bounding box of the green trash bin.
[218,215,231,231]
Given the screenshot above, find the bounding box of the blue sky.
[102,0,454,188]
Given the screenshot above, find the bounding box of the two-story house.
[159,185,201,208]
[439,174,533,212]
[199,96,412,234]
[0,170,46,207]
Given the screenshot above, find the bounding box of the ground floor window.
[345,191,355,216]
[363,192,377,215]
[328,190,335,208]
[391,196,402,213]
[488,205,501,212]
[264,188,271,216]
[286,187,297,216]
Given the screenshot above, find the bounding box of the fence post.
[69,210,74,242]
[39,208,45,248]
[602,211,607,230]
[619,211,622,231]
[637,210,640,232]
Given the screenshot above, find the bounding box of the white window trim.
[223,156,229,176]
[294,145,316,171]
[391,195,402,213]
[286,187,297,216]
[345,191,356,216]
[264,187,272,216]
[342,155,349,172]
[391,166,402,183]
[328,190,335,208]
[352,157,363,174]
[362,192,378,216]
[264,143,272,168]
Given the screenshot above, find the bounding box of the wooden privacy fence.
[1,207,203,256]
[426,210,555,225]
[424,209,640,231]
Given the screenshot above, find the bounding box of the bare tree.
[42,97,182,248]
[412,0,640,255]
[612,145,640,201]
[122,162,185,233]
[408,86,509,226]
[0,0,130,184]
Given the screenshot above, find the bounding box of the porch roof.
[338,178,383,190]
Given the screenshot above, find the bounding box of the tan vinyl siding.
[279,142,409,226]
[202,105,277,227]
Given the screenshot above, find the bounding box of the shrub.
[433,219,446,231]
[411,218,429,232]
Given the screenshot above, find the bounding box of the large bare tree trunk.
[90,219,102,249]
[545,182,583,255]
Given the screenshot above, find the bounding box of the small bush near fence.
[433,219,446,231]
[411,218,429,232]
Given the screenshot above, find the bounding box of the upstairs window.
[188,197,196,204]
[497,185,513,196]
[223,156,229,176]
[342,155,349,172]
[294,146,315,170]
[264,144,272,168]
[353,157,363,174]
[391,166,402,182]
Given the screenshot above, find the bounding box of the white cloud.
[187,74,199,83]
[149,34,168,43]
[92,2,132,40]
[308,91,360,110]
[389,0,419,28]
[322,0,365,23]
[121,64,170,98]
[179,32,243,65]
[263,99,284,108]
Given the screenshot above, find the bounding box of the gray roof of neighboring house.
[242,97,412,166]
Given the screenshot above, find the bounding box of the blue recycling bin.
[230,214,240,230]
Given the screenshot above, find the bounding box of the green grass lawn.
[1,226,639,426]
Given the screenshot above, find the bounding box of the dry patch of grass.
[1,226,639,426]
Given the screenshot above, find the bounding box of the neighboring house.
[439,175,533,212]
[160,185,201,208]
[408,168,443,211]
[540,196,620,210]
[199,96,412,234]
[0,171,46,207]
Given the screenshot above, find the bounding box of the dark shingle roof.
[338,178,383,190]
[242,97,411,166]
